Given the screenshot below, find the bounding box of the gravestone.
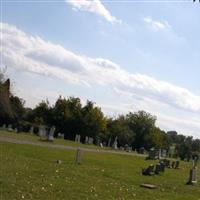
[142,164,155,176]
[139,147,145,154]
[174,160,180,169]
[112,136,118,150]
[171,161,175,168]
[77,135,81,143]
[14,128,18,133]
[48,126,55,141]
[75,147,81,165]
[88,137,93,145]
[85,136,89,144]
[39,125,47,139]
[155,163,161,174]
[161,149,167,158]
[7,124,13,131]
[29,126,34,134]
[159,161,165,172]
[148,148,159,160]
[75,134,78,142]
[96,136,100,146]
[2,124,6,129]
[100,143,103,148]
[107,137,111,147]
[187,168,197,184]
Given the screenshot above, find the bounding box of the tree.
[106,115,134,146]
[126,111,157,150]
[82,100,107,141]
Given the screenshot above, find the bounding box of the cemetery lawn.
[0,130,107,150]
[1,141,200,200]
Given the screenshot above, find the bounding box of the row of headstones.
[147,148,168,160]
[74,135,118,149]
[1,124,18,132]
[142,159,177,176]
[39,125,56,141]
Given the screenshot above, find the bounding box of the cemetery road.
[0,136,146,157]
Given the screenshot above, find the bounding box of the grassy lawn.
[0,129,108,150]
[0,140,199,200]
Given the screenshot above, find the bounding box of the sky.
[1,0,200,138]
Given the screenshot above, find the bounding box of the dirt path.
[0,136,146,157]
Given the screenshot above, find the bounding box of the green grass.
[0,139,200,199]
[0,129,108,150]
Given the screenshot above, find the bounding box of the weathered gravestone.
[187,159,198,185]
[75,134,81,143]
[75,147,81,165]
[85,136,89,144]
[142,164,155,176]
[139,147,145,154]
[155,163,161,174]
[147,148,159,160]
[112,136,118,150]
[88,137,94,145]
[39,125,47,139]
[48,126,55,141]
[107,137,111,147]
[29,126,34,134]
[7,124,13,131]
[2,124,6,129]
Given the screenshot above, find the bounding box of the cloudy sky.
[1,0,200,138]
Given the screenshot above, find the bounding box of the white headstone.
[113,136,118,149]
[8,124,13,131]
[48,126,55,141]
[29,126,34,134]
[85,136,89,144]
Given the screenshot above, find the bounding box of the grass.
[0,133,200,200]
[0,129,108,150]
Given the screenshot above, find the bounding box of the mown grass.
[0,129,107,150]
[0,139,199,200]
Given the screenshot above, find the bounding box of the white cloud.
[1,22,200,136]
[143,17,171,31]
[66,0,121,24]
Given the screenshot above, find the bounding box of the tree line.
[0,72,199,160]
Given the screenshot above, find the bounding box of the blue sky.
[1,0,200,138]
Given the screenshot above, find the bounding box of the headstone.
[148,148,159,160]
[14,128,18,133]
[112,136,118,150]
[161,149,167,158]
[187,167,197,185]
[174,160,180,169]
[142,164,155,176]
[2,124,6,129]
[29,126,34,134]
[171,161,175,168]
[139,147,145,154]
[85,136,89,144]
[88,137,94,145]
[75,134,78,142]
[96,136,100,146]
[75,147,81,165]
[140,183,157,189]
[77,135,81,143]
[39,125,46,139]
[100,143,103,148]
[107,137,111,147]
[159,161,165,172]
[7,124,13,131]
[48,126,55,141]
[155,163,161,174]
